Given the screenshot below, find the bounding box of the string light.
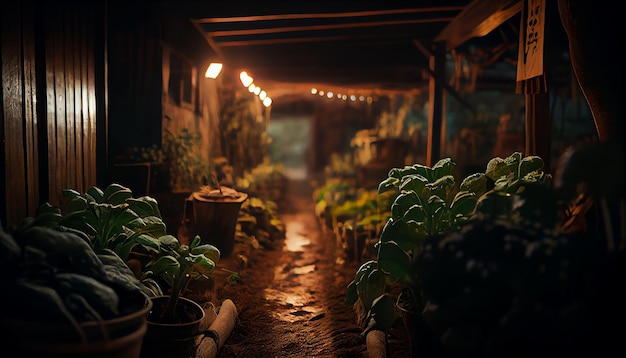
[310,87,376,104]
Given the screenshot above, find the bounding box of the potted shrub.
[0,219,152,357]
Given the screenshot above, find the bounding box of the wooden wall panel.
[1,1,28,226]
[43,2,99,207]
[2,0,104,225]
[22,3,40,217]
[85,7,97,189]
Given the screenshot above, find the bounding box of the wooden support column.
[525,92,551,171]
[426,40,446,167]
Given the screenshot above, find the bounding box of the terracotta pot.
[141,296,206,358]
[2,294,152,358]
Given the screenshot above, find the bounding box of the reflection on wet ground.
[283,221,311,252]
[215,174,370,357]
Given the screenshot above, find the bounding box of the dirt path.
[203,176,409,357]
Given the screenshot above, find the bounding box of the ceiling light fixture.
[205,63,223,79]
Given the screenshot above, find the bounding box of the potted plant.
[32,182,225,357]
[33,183,172,295]
[0,218,152,357]
[139,234,221,358]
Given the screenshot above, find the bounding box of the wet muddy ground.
[199,175,410,357]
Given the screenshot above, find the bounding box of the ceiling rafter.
[193,6,465,24]
[203,17,456,40]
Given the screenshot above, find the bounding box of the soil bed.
[191,176,410,357]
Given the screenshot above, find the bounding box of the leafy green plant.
[1,219,149,330]
[142,234,220,323]
[410,151,625,357]
[472,151,554,226]
[346,152,572,356]
[346,158,482,334]
[32,183,222,322]
[34,183,166,261]
[162,127,210,192]
[120,144,164,163]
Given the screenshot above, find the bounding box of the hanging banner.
[516,0,546,81]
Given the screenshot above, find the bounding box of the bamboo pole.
[196,299,238,358]
[366,330,388,358]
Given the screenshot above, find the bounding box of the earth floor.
[187,174,411,358]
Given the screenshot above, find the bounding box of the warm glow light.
[259,90,267,100]
[239,71,254,87]
[350,95,356,101]
[319,90,325,96]
[248,84,256,93]
[263,97,272,107]
[253,87,261,95]
[359,95,365,102]
[205,63,223,79]
[310,88,318,95]
[326,91,333,98]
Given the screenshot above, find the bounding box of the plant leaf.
[378,241,412,283]
[378,177,400,194]
[432,158,455,179]
[192,243,221,264]
[369,294,397,332]
[103,184,133,205]
[391,191,421,219]
[399,174,428,194]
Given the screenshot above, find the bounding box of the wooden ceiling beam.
[193,6,465,24]
[435,0,521,51]
[203,17,455,38]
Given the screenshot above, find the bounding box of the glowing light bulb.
[205,63,223,79]
[239,71,253,87]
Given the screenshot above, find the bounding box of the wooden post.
[426,41,446,167]
[525,92,551,171]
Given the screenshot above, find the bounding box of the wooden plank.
[45,5,59,206]
[1,0,28,226]
[86,5,98,189]
[22,1,40,215]
[206,17,455,39]
[73,5,85,192]
[195,7,465,24]
[53,9,67,205]
[64,4,77,191]
[435,0,521,51]
[80,6,92,189]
